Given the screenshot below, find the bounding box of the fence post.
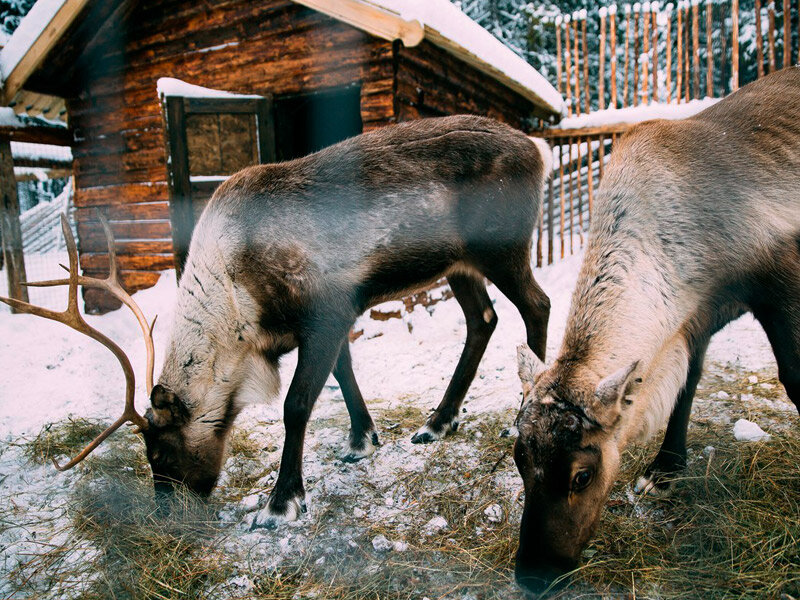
[684,1,692,100]
[0,137,29,311]
[732,0,739,89]
[556,15,564,95]
[677,1,684,102]
[665,3,673,101]
[633,3,641,105]
[719,1,728,93]
[599,8,607,110]
[652,2,660,102]
[706,0,714,97]
[581,11,590,113]
[564,15,574,116]
[767,1,776,73]
[692,0,700,98]
[573,13,582,115]
[624,4,632,107]
[610,5,618,108]
[547,168,554,265]
[643,2,651,103]
[755,0,764,77]
[782,0,791,68]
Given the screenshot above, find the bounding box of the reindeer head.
[0,213,238,501]
[139,384,229,498]
[513,345,639,594]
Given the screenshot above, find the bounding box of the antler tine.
[0,214,150,471]
[18,212,157,394]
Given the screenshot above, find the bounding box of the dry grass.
[6,368,800,599]
[22,418,109,465]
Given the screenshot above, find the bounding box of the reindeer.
[3,116,553,526]
[511,68,800,594]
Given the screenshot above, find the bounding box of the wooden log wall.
[394,40,539,130]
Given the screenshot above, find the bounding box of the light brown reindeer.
[3,116,554,528]
[512,68,800,593]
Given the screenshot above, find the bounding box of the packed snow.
[557,97,721,129]
[733,418,772,442]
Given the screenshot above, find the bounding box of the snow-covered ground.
[0,247,789,598]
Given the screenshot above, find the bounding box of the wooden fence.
[536,0,800,266]
[553,0,800,116]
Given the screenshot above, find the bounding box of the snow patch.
[156,77,262,99]
[733,419,771,442]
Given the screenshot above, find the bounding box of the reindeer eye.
[571,469,594,492]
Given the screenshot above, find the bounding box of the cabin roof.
[0,0,564,120]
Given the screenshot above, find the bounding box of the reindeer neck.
[160,246,257,411]
[558,229,692,444]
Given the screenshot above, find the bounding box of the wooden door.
[162,94,275,277]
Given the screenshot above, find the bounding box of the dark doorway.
[274,84,363,161]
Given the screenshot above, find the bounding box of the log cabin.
[0,0,563,313]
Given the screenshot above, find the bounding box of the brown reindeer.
[3,116,553,527]
[512,68,800,593]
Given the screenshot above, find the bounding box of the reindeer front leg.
[254,320,350,528]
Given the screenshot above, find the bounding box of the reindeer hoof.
[410,420,458,444]
[251,495,306,530]
[341,430,380,463]
[633,473,676,497]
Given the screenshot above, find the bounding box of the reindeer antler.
[0,213,153,470]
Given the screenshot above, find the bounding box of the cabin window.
[273,84,363,161]
[185,113,260,176]
[162,94,276,276]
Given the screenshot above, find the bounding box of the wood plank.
[77,218,171,243]
[535,123,633,138]
[76,201,171,222]
[79,252,175,272]
[0,124,72,146]
[74,182,168,207]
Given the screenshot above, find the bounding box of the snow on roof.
[0,0,69,84]
[156,77,263,99]
[0,106,65,129]
[294,0,564,115]
[11,141,72,162]
[556,97,720,129]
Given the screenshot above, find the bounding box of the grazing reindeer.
[512,68,800,593]
[148,116,553,521]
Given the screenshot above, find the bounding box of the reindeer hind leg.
[411,273,497,443]
[753,281,800,412]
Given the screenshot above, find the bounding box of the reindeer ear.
[595,361,640,407]
[149,384,189,427]
[517,344,547,397]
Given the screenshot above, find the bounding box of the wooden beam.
[0,137,29,310]
[0,124,72,146]
[13,156,73,169]
[534,123,633,139]
[0,0,92,105]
